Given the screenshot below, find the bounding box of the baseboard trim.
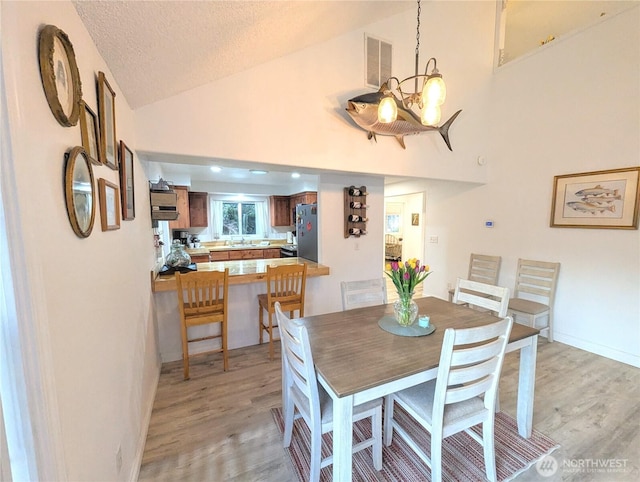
[128,363,161,482]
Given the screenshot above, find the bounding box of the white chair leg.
[283,397,295,448]
[383,395,395,446]
[483,420,497,482]
[309,426,322,482]
[372,406,383,470]
[431,432,443,482]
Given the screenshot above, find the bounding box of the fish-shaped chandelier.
[346,0,461,150]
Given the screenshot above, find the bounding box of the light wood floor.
[138,339,639,481]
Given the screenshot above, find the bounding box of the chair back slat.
[341,278,388,310]
[514,259,560,303]
[177,270,228,321]
[433,317,512,414]
[468,254,501,285]
[266,263,307,310]
[453,278,510,318]
[276,301,320,413]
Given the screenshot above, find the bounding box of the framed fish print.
[97,71,118,170]
[550,167,640,229]
[118,140,135,220]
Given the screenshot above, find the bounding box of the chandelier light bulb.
[378,95,398,123]
[421,103,441,126]
[422,74,446,106]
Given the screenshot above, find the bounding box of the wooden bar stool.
[258,263,307,360]
[176,269,229,380]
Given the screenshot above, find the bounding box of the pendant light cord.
[414,0,421,91]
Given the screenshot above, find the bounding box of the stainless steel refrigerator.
[296,204,318,262]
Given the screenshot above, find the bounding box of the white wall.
[427,7,640,366]
[135,1,496,185]
[1,2,160,480]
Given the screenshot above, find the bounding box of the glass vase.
[394,291,418,326]
[165,240,192,267]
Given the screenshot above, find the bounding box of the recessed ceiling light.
[291,172,301,179]
[250,169,268,175]
[210,166,222,172]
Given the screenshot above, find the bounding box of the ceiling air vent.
[365,34,392,89]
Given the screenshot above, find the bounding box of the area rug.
[271,405,560,481]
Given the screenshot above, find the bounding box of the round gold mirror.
[38,25,82,127]
[64,146,95,238]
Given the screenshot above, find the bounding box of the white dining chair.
[276,302,383,481]
[448,253,502,301]
[340,278,388,310]
[508,259,560,342]
[452,278,510,318]
[384,317,513,482]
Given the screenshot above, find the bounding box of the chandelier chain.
[415,0,421,58]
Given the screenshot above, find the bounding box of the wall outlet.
[116,445,123,474]
[428,235,439,243]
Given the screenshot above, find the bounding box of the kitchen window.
[210,196,270,239]
[222,202,256,236]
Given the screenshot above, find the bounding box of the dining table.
[298,295,540,482]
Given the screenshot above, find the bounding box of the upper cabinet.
[269,196,291,227]
[188,192,208,227]
[168,186,208,229]
[269,191,317,227]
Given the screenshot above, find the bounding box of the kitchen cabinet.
[269,196,291,227]
[289,191,317,225]
[263,248,281,259]
[190,253,211,263]
[228,249,264,260]
[209,251,230,261]
[168,187,208,229]
[209,248,281,261]
[168,186,190,230]
[188,192,208,227]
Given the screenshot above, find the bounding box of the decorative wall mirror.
[64,146,96,238]
[38,24,82,127]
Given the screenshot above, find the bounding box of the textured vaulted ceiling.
[73,0,414,109]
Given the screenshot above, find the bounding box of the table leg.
[517,334,538,438]
[333,394,354,481]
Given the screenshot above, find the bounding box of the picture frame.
[118,140,135,220]
[38,25,82,127]
[97,71,118,170]
[98,178,121,231]
[550,167,640,229]
[79,101,101,165]
[64,146,95,238]
[411,213,419,226]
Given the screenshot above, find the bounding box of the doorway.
[383,192,426,301]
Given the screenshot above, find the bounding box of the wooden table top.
[299,296,539,398]
[152,257,330,292]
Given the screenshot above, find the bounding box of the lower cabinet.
[190,253,211,263]
[263,248,281,259]
[210,248,281,261]
[229,249,265,260]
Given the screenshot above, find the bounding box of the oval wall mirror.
[64,146,96,237]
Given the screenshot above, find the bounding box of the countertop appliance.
[280,244,298,257]
[296,204,318,262]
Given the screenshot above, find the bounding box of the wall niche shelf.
[344,185,368,238]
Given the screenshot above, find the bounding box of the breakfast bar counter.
[151,257,330,362]
[152,257,330,292]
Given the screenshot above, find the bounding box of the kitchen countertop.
[152,257,329,292]
[185,242,289,256]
